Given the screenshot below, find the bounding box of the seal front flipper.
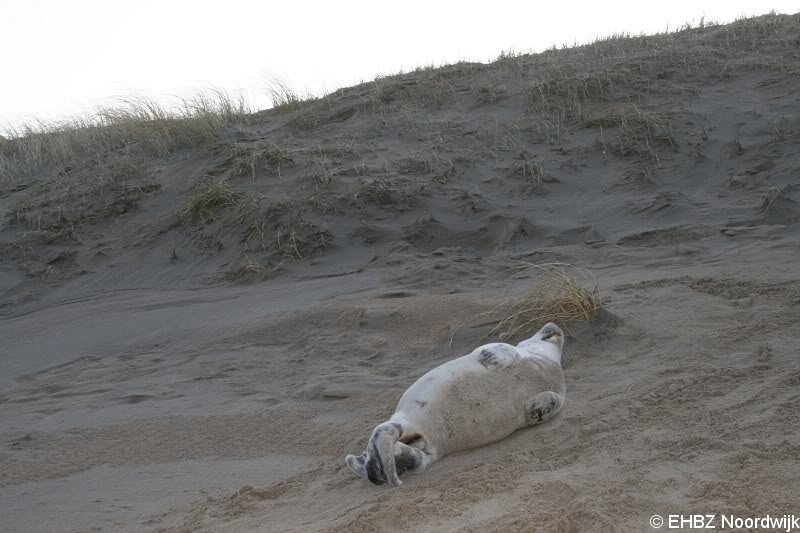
[525,391,564,425]
[475,343,519,371]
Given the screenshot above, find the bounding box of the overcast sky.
[2,1,798,126]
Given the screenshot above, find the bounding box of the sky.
[1,0,799,126]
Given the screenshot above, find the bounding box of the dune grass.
[4,12,796,188]
[1,89,252,184]
[266,78,315,113]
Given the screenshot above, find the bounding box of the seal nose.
[535,323,564,349]
[538,323,563,339]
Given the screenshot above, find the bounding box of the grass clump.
[353,177,416,209]
[179,176,239,225]
[475,84,508,106]
[351,218,376,243]
[369,73,456,111]
[266,78,315,113]
[274,213,332,259]
[622,166,655,185]
[231,142,294,178]
[757,185,793,218]
[511,154,546,192]
[489,264,602,341]
[307,155,335,188]
[224,255,283,282]
[99,153,146,184]
[527,69,634,122]
[587,106,674,162]
[240,198,333,260]
[396,154,455,182]
[10,200,81,244]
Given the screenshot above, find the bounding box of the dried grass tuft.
[231,142,293,179]
[179,176,239,225]
[266,78,314,113]
[586,106,674,163]
[225,255,281,282]
[511,154,546,192]
[489,264,602,341]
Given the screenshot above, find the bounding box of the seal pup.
[345,323,566,486]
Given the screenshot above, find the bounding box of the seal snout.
[537,323,564,347]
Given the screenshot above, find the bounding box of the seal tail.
[365,422,403,487]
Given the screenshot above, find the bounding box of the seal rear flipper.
[365,422,403,486]
[345,452,367,478]
[393,441,432,475]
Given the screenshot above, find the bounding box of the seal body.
[391,346,564,459]
[345,323,567,487]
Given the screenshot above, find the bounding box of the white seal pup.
[346,323,566,486]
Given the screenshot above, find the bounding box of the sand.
[2,14,800,532]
